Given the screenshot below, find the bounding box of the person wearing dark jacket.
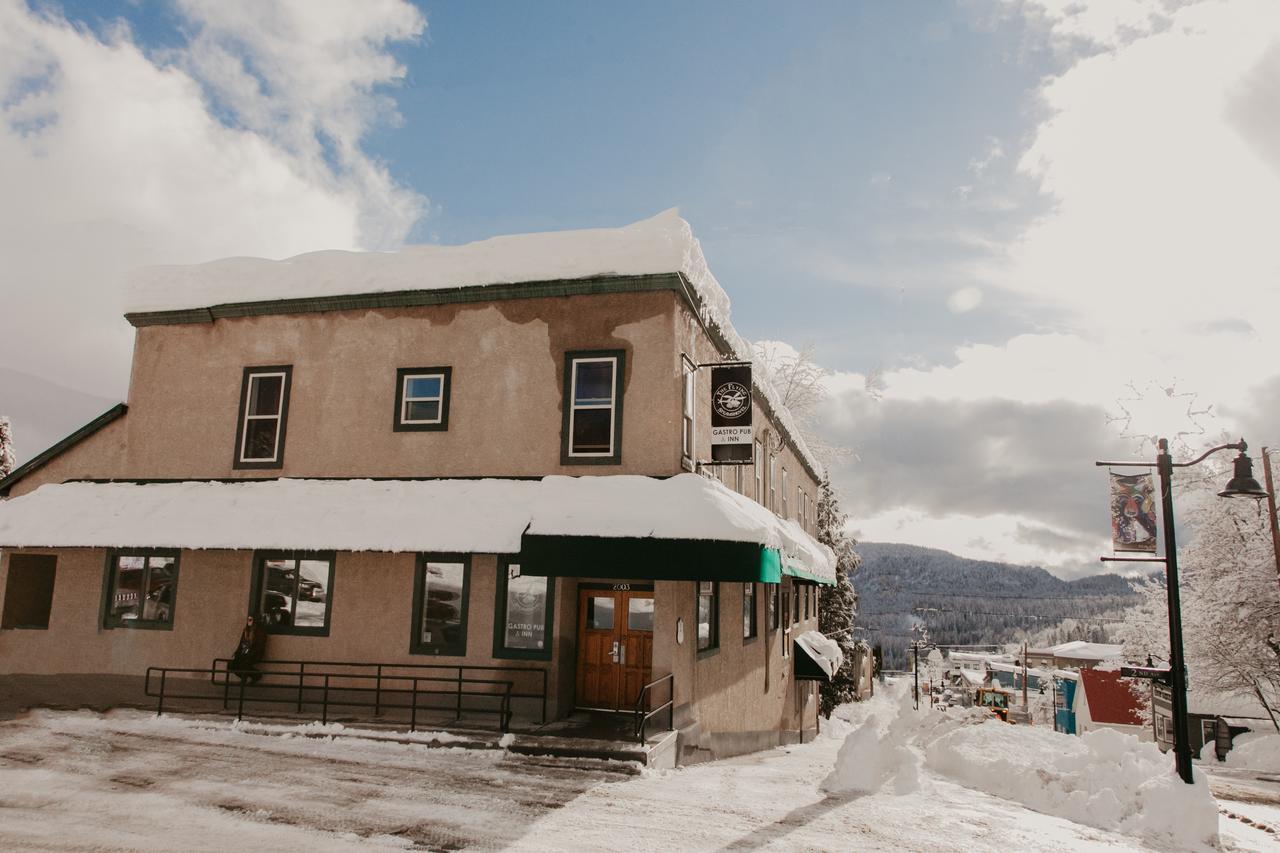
[230,614,268,684]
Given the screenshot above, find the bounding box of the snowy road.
[0,702,1271,852]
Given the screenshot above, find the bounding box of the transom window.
[411,554,469,655]
[103,551,179,629]
[252,551,335,636]
[563,350,625,463]
[234,366,292,469]
[395,367,452,431]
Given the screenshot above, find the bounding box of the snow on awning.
[0,474,835,583]
[793,631,844,681]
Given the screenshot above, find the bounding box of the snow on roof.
[1049,641,1125,661]
[1078,669,1147,726]
[0,474,835,581]
[794,630,844,679]
[126,210,822,477]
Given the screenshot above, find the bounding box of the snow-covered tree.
[816,472,862,716]
[0,416,14,480]
[752,341,851,465]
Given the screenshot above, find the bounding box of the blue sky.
[4,0,1279,576]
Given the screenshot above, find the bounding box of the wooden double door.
[576,586,654,711]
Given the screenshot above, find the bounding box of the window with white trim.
[754,440,764,503]
[768,453,776,512]
[234,366,292,469]
[563,351,624,463]
[682,357,696,465]
[781,467,789,518]
[395,367,451,431]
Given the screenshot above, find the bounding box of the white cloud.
[0,1,425,396]
[946,286,983,313]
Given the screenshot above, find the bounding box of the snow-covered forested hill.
[855,542,1141,668]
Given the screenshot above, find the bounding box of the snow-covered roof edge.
[125,210,823,479]
[0,475,834,580]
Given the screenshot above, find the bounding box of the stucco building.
[0,212,835,764]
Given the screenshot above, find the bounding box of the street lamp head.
[1218,448,1268,499]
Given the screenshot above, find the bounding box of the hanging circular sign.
[713,381,751,419]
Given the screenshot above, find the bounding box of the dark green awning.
[518,534,784,583]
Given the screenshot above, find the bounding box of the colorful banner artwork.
[1110,472,1158,553]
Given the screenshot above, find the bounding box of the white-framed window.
[564,351,624,462]
[395,367,451,431]
[682,356,696,464]
[235,366,291,469]
[781,468,789,518]
[754,440,764,503]
[769,453,776,512]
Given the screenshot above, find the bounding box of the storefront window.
[104,551,179,629]
[252,551,334,636]
[697,581,718,652]
[412,556,469,655]
[496,563,554,659]
[743,582,757,639]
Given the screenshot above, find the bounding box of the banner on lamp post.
[710,364,753,463]
[1110,472,1158,553]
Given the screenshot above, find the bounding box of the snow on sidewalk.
[0,693,1263,851]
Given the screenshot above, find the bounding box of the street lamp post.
[1097,438,1266,784]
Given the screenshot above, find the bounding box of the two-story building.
[0,210,835,763]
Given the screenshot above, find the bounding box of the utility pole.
[913,641,920,710]
[1021,642,1029,717]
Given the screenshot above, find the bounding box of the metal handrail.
[633,672,674,744]
[146,665,516,732]
[211,657,548,723]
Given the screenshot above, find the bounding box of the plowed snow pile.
[1223,731,1280,771]
[825,690,1220,851]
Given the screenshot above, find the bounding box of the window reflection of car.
[422,591,461,645]
[297,579,325,601]
[265,566,296,595]
[262,591,292,626]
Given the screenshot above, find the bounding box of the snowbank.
[1223,731,1280,771]
[824,687,1220,850]
[0,474,836,581]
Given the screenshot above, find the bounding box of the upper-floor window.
[768,453,776,512]
[781,468,789,518]
[754,440,764,503]
[562,350,625,464]
[395,367,452,432]
[681,357,696,466]
[234,366,292,469]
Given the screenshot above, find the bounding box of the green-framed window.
[250,551,335,636]
[562,350,625,464]
[233,365,292,470]
[102,550,180,630]
[743,582,757,640]
[494,560,554,660]
[411,554,470,656]
[394,367,452,432]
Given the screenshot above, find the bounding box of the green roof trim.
[0,404,127,498]
[781,559,835,585]
[519,534,782,583]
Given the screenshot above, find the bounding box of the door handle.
[611,641,620,663]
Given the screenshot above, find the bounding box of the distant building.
[1152,683,1270,761]
[1074,669,1150,740]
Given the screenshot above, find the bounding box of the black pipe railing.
[147,663,526,732]
[633,672,674,744]
[209,658,548,724]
